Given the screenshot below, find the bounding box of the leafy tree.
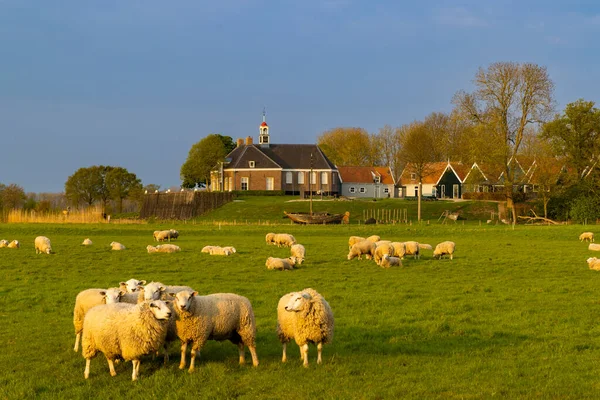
[317,127,375,166]
[98,165,115,208]
[541,99,600,182]
[105,167,143,213]
[65,166,104,206]
[453,62,554,223]
[0,184,26,209]
[181,134,235,188]
[143,184,161,194]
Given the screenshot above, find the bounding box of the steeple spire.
[259,107,270,147]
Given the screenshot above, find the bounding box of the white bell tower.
[259,108,270,147]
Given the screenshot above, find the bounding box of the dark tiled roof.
[226,145,280,169]
[224,144,336,170]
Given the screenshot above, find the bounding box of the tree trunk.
[543,197,549,219]
[118,197,124,214]
[417,181,422,222]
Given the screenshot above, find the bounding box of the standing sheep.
[290,244,306,265]
[73,288,123,352]
[348,236,366,249]
[82,300,172,380]
[274,233,297,248]
[347,240,376,260]
[34,236,52,254]
[170,290,259,372]
[276,288,334,367]
[265,233,276,245]
[390,242,406,259]
[433,241,456,260]
[580,232,595,242]
[403,241,420,259]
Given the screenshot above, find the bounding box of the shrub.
[569,196,600,223]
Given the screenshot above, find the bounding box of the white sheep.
[390,242,406,259]
[419,243,433,251]
[290,244,306,265]
[153,230,173,242]
[379,254,402,268]
[265,232,276,245]
[147,244,181,253]
[82,300,172,380]
[223,246,237,254]
[373,242,394,264]
[170,290,259,372]
[119,279,146,293]
[274,233,297,248]
[73,288,122,352]
[433,241,456,260]
[201,245,215,253]
[587,257,600,271]
[374,240,392,247]
[139,281,194,302]
[366,235,381,243]
[580,232,595,242]
[403,241,420,259]
[347,240,376,260]
[7,240,20,249]
[209,246,233,256]
[589,243,600,251]
[276,288,334,367]
[266,257,295,271]
[110,241,125,251]
[0,239,8,248]
[348,236,366,249]
[34,236,52,254]
[81,238,93,246]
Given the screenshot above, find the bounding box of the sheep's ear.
[301,293,312,300]
[168,292,176,297]
[99,291,106,296]
[119,282,126,288]
[192,291,198,297]
[140,280,146,285]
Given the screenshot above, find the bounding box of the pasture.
[1,221,599,399]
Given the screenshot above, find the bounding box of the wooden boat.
[284,211,349,225]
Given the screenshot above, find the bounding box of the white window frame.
[285,172,293,184]
[349,187,356,194]
[384,187,389,194]
[249,161,255,168]
[298,172,305,184]
[410,173,416,180]
[359,187,366,194]
[266,177,274,191]
[241,177,249,191]
[321,172,328,185]
[310,172,317,184]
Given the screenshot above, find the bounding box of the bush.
[462,192,506,201]
[231,190,285,197]
[569,196,600,223]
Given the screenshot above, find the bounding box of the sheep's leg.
[238,342,245,365]
[282,343,287,363]
[248,345,259,367]
[131,359,140,381]
[84,359,91,379]
[179,341,188,370]
[301,344,309,367]
[317,342,323,364]
[74,333,80,352]
[107,358,117,377]
[450,254,453,260]
[163,343,169,366]
[189,347,198,373]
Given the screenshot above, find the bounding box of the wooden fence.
[140,191,233,220]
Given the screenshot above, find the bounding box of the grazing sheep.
[347,240,376,260]
[419,243,433,251]
[119,279,146,294]
[168,229,179,240]
[366,235,381,243]
[589,243,600,251]
[580,232,595,242]
[348,236,366,249]
[433,241,456,260]
[390,242,406,259]
[587,257,600,271]
[265,233,276,245]
[170,290,259,372]
[290,244,306,265]
[373,242,394,264]
[274,233,297,248]
[266,257,295,271]
[201,245,215,253]
[403,241,420,259]
[153,230,174,242]
[209,246,233,256]
[379,254,402,268]
[147,244,181,253]
[73,288,122,352]
[277,288,334,367]
[0,239,8,248]
[139,281,194,302]
[110,241,125,251]
[7,240,20,249]
[34,236,52,254]
[375,240,392,247]
[81,238,93,246]
[82,300,172,380]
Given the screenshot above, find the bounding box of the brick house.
[210,115,340,196]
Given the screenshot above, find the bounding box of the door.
[453,184,459,198]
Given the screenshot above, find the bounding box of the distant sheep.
[277,288,334,367]
[201,246,215,253]
[168,229,179,240]
[34,236,52,254]
[266,257,295,271]
[419,243,433,251]
[580,232,595,242]
[7,240,20,249]
[347,240,376,260]
[290,244,305,265]
[82,300,172,380]
[110,241,125,251]
[81,238,93,246]
[223,246,237,254]
[379,254,402,268]
[403,241,420,259]
[274,233,297,248]
[73,288,122,352]
[147,244,181,253]
[589,243,600,251]
[153,230,175,242]
[209,246,233,256]
[433,241,456,260]
[587,257,600,271]
[0,239,8,248]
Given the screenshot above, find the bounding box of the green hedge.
[231,190,285,197]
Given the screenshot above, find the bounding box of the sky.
[1,0,599,193]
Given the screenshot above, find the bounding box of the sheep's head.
[104,288,122,304]
[143,282,166,301]
[587,257,597,265]
[172,290,197,312]
[284,292,311,312]
[148,300,172,320]
[146,245,157,253]
[120,279,146,293]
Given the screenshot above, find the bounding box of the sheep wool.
[82,300,172,381]
[390,242,406,259]
[119,279,146,294]
[403,241,420,259]
[380,254,402,268]
[589,243,600,252]
[147,244,181,253]
[587,257,600,271]
[580,232,595,243]
[347,240,376,260]
[73,288,122,352]
[290,244,306,265]
[266,257,295,271]
[265,233,276,245]
[0,239,8,248]
[81,238,93,246]
[7,240,20,249]
[171,290,259,372]
[140,281,193,302]
[277,288,334,367]
[274,233,296,248]
[110,241,125,251]
[348,236,366,249]
[34,236,52,254]
[433,241,456,260]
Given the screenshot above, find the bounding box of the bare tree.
[453,62,554,223]
[374,125,403,180]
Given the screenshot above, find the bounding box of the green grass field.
[1,207,600,399]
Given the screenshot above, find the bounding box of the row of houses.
[209,117,562,199]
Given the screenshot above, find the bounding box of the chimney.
[236,138,244,147]
[246,136,253,145]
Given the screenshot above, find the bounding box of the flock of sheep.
[581,231,600,270]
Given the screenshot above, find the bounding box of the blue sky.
[1,0,599,193]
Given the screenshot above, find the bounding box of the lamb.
[265,233,276,245]
[403,241,420,259]
[290,244,306,265]
[348,236,366,249]
[7,240,20,249]
[170,290,259,372]
[276,288,334,367]
[274,233,297,248]
[433,241,456,260]
[73,288,123,352]
[209,246,233,256]
[81,238,93,246]
[82,300,172,380]
[589,243,600,251]
[379,254,402,268]
[390,242,406,259]
[347,240,376,260]
[366,235,381,243]
[34,236,52,254]
[580,232,595,242]
[266,256,295,271]
[373,242,394,264]
[119,279,146,293]
[110,241,125,251]
[139,281,194,302]
[587,257,600,271]
[0,239,8,248]
[147,244,181,253]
